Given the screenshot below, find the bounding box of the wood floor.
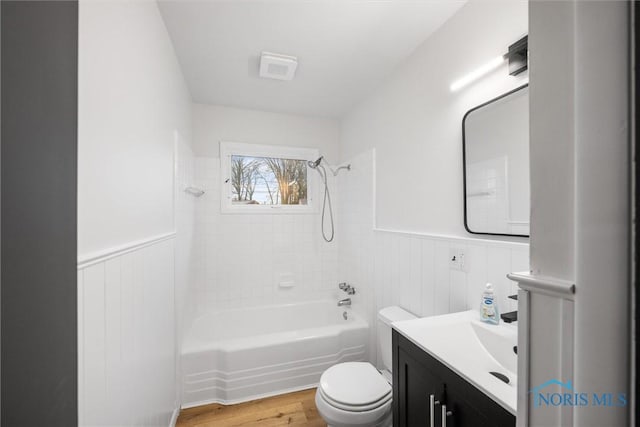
[176,388,327,427]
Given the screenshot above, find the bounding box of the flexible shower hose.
[315,164,334,242]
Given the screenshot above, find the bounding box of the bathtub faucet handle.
[339,282,356,295]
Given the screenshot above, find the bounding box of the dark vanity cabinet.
[392,330,515,427]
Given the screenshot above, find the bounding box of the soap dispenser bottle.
[480,283,499,324]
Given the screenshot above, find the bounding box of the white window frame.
[220,141,320,214]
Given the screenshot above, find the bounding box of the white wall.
[190,105,343,312]
[193,103,340,160]
[78,1,193,425]
[340,0,528,237]
[78,0,192,257]
[337,149,528,367]
[335,0,530,368]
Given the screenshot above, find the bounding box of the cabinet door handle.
[441,404,453,427]
[429,394,440,427]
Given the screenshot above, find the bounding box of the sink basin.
[392,310,517,414]
[471,319,517,375]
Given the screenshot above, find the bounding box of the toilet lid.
[319,362,392,410]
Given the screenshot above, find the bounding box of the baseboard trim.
[169,406,180,427]
[181,384,317,409]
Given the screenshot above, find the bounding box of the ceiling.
[158,1,465,118]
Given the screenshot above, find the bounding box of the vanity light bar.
[450,35,528,92]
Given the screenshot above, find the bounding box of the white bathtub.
[181,300,369,407]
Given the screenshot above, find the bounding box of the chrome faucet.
[338,282,356,295]
[337,298,351,307]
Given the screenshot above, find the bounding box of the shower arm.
[328,164,351,176]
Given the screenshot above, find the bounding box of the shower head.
[308,156,323,169]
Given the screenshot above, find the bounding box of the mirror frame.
[462,84,529,238]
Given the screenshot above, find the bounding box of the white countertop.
[392,310,517,415]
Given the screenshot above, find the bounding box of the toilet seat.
[316,362,392,426]
[319,362,391,409]
[319,385,391,412]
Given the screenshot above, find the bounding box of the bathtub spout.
[337,298,351,307]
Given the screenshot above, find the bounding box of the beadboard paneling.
[78,238,176,427]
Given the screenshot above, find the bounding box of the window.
[220,142,319,213]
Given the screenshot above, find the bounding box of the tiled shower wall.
[338,149,529,366]
[175,136,197,403]
[191,157,342,312]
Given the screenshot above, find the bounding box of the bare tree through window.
[230,155,308,205]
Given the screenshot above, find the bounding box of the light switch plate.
[449,248,467,272]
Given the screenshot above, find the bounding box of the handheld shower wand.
[308,156,334,242]
[307,156,351,243]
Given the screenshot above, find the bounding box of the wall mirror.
[462,84,529,237]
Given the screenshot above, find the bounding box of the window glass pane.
[230,155,308,205]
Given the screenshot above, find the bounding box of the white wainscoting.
[78,236,177,427]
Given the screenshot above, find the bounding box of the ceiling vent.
[259,52,298,81]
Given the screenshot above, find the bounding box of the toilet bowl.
[315,306,417,427]
[315,362,392,427]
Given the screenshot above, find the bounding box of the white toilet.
[315,306,417,427]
